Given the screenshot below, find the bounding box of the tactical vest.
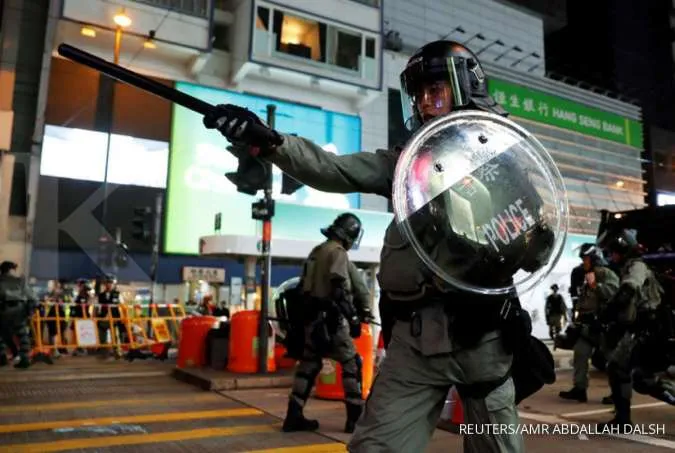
[301,240,352,300]
[377,220,436,301]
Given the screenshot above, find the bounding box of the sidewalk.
[173,343,573,392]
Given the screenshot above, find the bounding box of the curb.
[173,367,294,391]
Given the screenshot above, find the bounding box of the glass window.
[212,23,230,51]
[256,6,270,30]
[107,135,169,188]
[274,10,326,62]
[39,125,169,188]
[40,126,108,182]
[333,29,362,70]
[365,37,376,58]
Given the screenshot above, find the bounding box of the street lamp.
[99,9,131,276]
[112,9,131,65]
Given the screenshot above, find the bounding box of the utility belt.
[305,296,361,338]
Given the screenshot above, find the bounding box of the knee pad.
[341,354,363,383]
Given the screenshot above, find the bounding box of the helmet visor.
[400,56,473,130]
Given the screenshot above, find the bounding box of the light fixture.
[80,26,96,38]
[615,180,625,188]
[614,213,623,219]
[144,30,157,49]
[113,9,132,28]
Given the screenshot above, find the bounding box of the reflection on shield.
[393,110,569,296]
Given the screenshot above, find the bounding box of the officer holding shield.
[204,40,566,452]
[0,261,38,369]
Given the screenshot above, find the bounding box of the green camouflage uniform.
[266,136,522,453]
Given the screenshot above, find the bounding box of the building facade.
[0,0,647,330]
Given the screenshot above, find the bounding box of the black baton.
[57,43,282,146]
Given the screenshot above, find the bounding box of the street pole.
[149,193,163,304]
[257,104,276,374]
[99,26,121,272]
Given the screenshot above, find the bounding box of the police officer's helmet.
[551,284,559,292]
[400,40,507,130]
[598,228,640,257]
[579,243,607,266]
[0,261,17,275]
[103,274,116,284]
[321,213,363,250]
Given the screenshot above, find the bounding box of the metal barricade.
[31,300,186,359]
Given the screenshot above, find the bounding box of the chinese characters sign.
[488,78,644,149]
[181,266,226,283]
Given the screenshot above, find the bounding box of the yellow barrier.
[31,301,187,358]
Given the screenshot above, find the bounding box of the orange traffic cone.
[374,331,385,374]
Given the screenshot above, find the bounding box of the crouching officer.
[597,228,664,429]
[282,213,372,434]
[560,245,619,402]
[203,40,562,453]
[0,261,38,369]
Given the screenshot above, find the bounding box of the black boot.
[601,395,614,405]
[598,397,632,433]
[282,399,319,432]
[344,403,363,434]
[14,356,31,369]
[559,387,588,402]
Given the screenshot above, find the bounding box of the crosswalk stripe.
[0,424,278,453]
[0,407,262,433]
[0,393,221,414]
[249,444,347,453]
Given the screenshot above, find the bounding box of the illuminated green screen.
[165,82,392,255]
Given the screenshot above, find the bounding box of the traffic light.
[132,206,153,242]
[225,154,268,196]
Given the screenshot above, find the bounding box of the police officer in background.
[545,284,567,341]
[97,274,125,358]
[597,229,664,430]
[203,40,549,453]
[282,213,374,434]
[569,243,594,322]
[0,261,38,369]
[560,245,619,402]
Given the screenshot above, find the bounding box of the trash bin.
[315,323,374,400]
[177,316,218,368]
[208,322,231,370]
[227,310,276,373]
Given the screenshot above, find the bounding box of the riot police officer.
[545,284,567,340]
[597,228,663,429]
[97,274,125,358]
[569,243,594,322]
[0,261,38,369]
[282,213,373,434]
[560,245,619,402]
[204,40,552,453]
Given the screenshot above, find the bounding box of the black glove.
[203,104,283,149]
[360,309,376,325]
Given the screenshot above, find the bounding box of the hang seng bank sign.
[488,78,644,149]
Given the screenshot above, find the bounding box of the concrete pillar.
[244,255,258,311]
[0,0,58,276]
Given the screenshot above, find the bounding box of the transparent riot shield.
[392,110,568,296]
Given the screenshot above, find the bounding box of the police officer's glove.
[359,310,376,325]
[203,104,284,151]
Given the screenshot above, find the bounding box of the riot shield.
[392,110,568,296]
[272,277,305,358]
